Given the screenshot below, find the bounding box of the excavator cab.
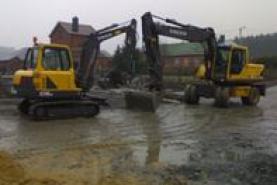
[230,47,245,74]
[13,44,80,99]
[212,46,230,80]
[198,43,264,84]
[212,43,264,83]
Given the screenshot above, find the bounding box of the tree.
[112,45,148,75]
[235,33,277,59]
[112,45,130,72]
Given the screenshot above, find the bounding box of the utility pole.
[239,26,247,38]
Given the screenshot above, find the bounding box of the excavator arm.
[77,19,137,92]
[141,12,217,91]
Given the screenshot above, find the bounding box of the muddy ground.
[1,87,277,185]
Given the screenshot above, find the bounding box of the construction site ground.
[1,87,277,185]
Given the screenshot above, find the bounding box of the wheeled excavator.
[12,19,137,120]
[126,12,265,110]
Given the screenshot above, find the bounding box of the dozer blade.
[124,90,161,112]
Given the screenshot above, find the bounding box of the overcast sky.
[1,0,276,52]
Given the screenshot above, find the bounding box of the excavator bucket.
[125,90,161,112]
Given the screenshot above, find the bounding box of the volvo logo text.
[169,29,188,37]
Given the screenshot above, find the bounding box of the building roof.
[50,21,95,37]
[160,42,204,57]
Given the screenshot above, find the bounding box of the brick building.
[0,57,23,75]
[96,50,112,75]
[49,17,112,71]
[160,43,204,75]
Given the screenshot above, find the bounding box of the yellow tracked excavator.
[13,19,137,120]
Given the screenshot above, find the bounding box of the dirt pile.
[0,146,148,185]
[19,178,62,185]
[0,152,25,185]
[0,143,187,185]
[0,152,62,185]
[98,174,145,185]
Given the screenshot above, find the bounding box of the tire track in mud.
[0,103,268,159]
[0,107,266,156]
[0,93,254,154]
[109,109,221,144]
[11,105,196,162]
[0,88,277,185]
[99,104,222,144]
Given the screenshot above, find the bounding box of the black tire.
[83,104,100,118]
[34,106,48,119]
[214,87,230,108]
[241,87,260,106]
[18,99,31,114]
[184,85,199,105]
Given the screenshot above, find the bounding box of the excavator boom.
[77,19,137,92]
[142,12,217,90]
[126,12,217,112]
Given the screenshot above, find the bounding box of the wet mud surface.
[1,87,277,184]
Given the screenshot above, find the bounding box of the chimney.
[72,16,79,32]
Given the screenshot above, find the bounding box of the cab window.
[24,48,38,69]
[230,49,245,74]
[60,50,70,70]
[216,48,230,67]
[214,47,230,78]
[42,48,71,71]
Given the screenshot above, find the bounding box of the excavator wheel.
[34,106,48,118]
[184,85,199,105]
[81,104,100,118]
[241,87,260,106]
[214,87,230,108]
[18,99,31,115]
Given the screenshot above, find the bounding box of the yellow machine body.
[194,43,264,98]
[13,44,81,98]
[196,44,264,82]
[224,44,264,82]
[229,86,251,97]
